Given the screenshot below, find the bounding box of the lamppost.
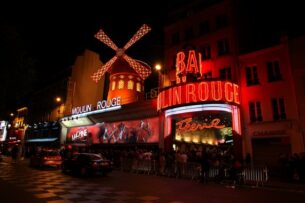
[155,64,162,91]
[55,96,63,120]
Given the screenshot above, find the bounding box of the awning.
[26,138,58,143]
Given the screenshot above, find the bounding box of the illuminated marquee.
[72,97,121,115]
[157,81,240,111]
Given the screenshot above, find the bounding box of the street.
[0,158,304,203]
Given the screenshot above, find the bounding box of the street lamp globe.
[55,97,61,103]
[155,64,162,71]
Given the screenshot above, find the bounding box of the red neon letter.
[233,84,240,104]
[173,86,182,106]
[224,82,233,102]
[211,81,223,101]
[187,50,199,74]
[198,82,209,101]
[186,83,197,103]
[176,52,185,73]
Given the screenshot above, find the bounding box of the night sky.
[0,0,304,119]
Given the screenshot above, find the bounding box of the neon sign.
[157,81,239,111]
[176,50,202,84]
[176,118,225,133]
[72,97,121,115]
[71,128,88,141]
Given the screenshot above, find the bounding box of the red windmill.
[92,24,152,104]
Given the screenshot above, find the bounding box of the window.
[127,80,134,90]
[136,82,141,92]
[184,27,194,40]
[216,14,228,29]
[199,21,210,35]
[118,80,124,89]
[203,71,212,79]
[272,98,286,120]
[245,65,259,86]
[217,39,229,55]
[200,44,211,60]
[111,81,116,90]
[249,101,263,122]
[171,32,180,45]
[267,60,282,82]
[219,66,231,80]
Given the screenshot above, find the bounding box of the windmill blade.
[123,24,151,50]
[95,29,119,51]
[91,56,118,82]
[123,54,152,80]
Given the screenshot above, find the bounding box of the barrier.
[119,158,269,186]
[243,167,268,186]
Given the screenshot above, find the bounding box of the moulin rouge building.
[59,0,305,169]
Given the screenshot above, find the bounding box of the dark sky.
[0,1,168,118]
[0,0,304,119]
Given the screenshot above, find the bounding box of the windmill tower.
[91,24,152,105]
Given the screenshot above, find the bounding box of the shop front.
[157,50,242,159]
[60,99,160,153]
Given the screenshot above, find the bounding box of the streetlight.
[155,64,162,90]
[55,97,61,103]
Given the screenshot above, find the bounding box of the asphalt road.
[0,158,304,203]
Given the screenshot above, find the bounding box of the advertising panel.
[174,111,232,145]
[66,117,159,145]
[0,121,8,142]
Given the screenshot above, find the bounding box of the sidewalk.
[261,178,305,193]
[1,155,305,193]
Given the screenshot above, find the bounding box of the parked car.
[30,149,62,168]
[61,153,113,176]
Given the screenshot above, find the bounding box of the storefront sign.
[174,112,232,145]
[71,97,121,115]
[157,81,240,111]
[176,118,225,133]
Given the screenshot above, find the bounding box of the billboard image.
[174,111,232,145]
[0,121,8,142]
[66,117,159,145]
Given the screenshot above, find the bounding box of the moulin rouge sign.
[157,50,240,111]
[71,97,121,115]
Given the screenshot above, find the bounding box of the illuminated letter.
[186,83,197,103]
[211,81,223,101]
[187,50,198,73]
[224,82,233,102]
[198,82,209,101]
[233,84,240,104]
[173,86,181,106]
[176,51,186,83]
